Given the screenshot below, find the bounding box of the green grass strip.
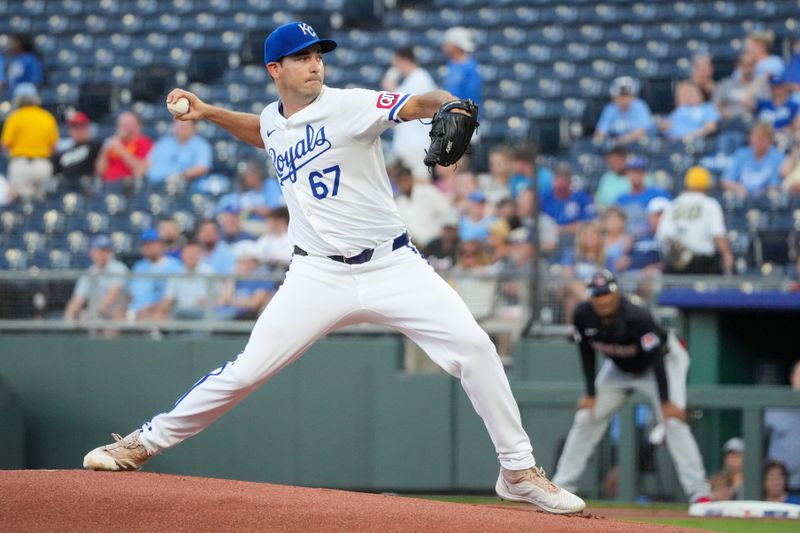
[637,517,799,533]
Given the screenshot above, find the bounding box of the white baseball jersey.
[656,191,726,256]
[260,86,411,258]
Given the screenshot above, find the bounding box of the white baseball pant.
[552,333,711,501]
[138,246,536,471]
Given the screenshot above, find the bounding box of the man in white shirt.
[83,21,584,515]
[382,46,438,180]
[255,206,293,266]
[392,164,451,247]
[657,166,734,274]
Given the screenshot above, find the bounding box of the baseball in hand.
[167,97,190,116]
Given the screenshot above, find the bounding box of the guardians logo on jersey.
[269,124,332,184]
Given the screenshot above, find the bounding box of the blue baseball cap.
[90,234,112,250]
[468,190,487,203]
[139,228,160,243]
[222,203,240,214]
[770,72,788,86]
[625,155,648,171]
[264,21,337,64]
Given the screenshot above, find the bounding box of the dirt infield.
[0,470,698,532]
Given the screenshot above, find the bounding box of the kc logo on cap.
[264,21,337,64]
[297,23,317,37]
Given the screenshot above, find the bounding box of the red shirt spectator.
[96,111,153,182]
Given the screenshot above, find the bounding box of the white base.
[689,500,800,519]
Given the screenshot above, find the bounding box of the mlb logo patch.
[641,332,661,351]
[377,92,400,109]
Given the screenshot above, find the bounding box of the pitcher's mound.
[0,470,692,532]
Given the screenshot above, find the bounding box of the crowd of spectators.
[2,27,800,327]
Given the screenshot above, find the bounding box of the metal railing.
[0,269,530,336]
[0,268,795,336]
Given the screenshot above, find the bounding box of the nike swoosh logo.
[267,129,277,137]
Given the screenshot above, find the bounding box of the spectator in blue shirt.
[753,74,800,133]
[615,157,670,234]
[218,204,257,244]
[145,120,212,186]
[722,122,786,198]
[195,219,236,274]
[216,241,275,320]
[623,197,670,273]
[763,460,800,505]
[458,191,496,242]
[217,160,276,234]
[441,27,482,110]
[744,31,785,80]
[784,38,800,90]
[594,76,655,145]
[5,34,44,93]
[540,163,596,236]
[659,81,720,141]
[508,144,553,197]
[127,229,184,320]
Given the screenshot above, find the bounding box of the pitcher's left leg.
[361,250,533,469]
[359,250,585,514]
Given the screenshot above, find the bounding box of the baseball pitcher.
[82,22,584,515]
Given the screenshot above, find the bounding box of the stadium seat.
[640,77,674,115]
[78,83,116,122]
[1,212,22,234]
[131,65,177,103]
[4,249,28,271]
[85,212,110,235]
[240,28,268,65]
[22,232,46,254]
[128,211,154,233]
[42,210,66,235]
[110,231,134,256]
[65,231,89,255]
[187,49,229,83]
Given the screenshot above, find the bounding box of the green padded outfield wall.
[0,375,25,469]
[0,335,672,497]
[0,335,588,492]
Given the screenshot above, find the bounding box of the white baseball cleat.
[495,466,586,514]
[83,429,152,471]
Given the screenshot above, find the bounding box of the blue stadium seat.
[1,212,22,234]
[128,211,154,233]
[22,232,47,254]
[85,212,110,235]
[110,231,134,256]
[4,249,29,271]
[47,249,72,270]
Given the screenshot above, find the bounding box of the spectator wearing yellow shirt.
[0,83,58,202]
